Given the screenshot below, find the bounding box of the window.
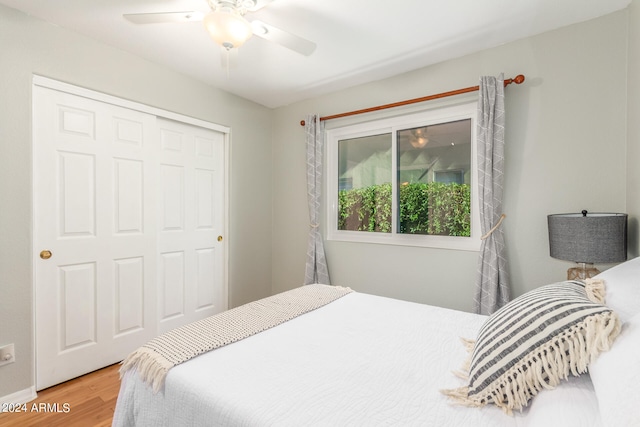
[326,102,480,250]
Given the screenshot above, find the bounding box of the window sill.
[326,230,481,251]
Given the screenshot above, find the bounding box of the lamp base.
[567,263,600,280]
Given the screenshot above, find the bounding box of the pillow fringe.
[460,337,476,351]
[584,278,606,304]
[456,337,475,378]
[440,386,481,408]
[442,311,621,415]
[452,370,468,380]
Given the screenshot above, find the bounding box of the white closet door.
[33,87,158,390]
[33,85,228,390]
[156,118,226,333]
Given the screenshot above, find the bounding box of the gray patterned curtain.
[304,115,331,285]
[474,74,510,314]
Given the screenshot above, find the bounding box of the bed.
[112,257,640,427]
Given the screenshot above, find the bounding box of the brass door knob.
[40,250,52,260]
[217,236,223,242]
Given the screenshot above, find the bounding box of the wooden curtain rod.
[299,74,525,126]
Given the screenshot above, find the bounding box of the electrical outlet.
[0,344,15,367]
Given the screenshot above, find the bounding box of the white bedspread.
[113,291,602,427]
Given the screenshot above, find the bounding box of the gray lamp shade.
[547,211,627,264]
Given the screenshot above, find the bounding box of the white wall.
[0,5,273,399]
[272,11,631,310]
[628,0,640,247]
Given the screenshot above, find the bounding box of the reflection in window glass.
[338,134,392,232]
[397,119,471,236]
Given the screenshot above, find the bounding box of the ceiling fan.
[123,0,316,57]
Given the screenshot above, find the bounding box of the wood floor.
[0,363,121,427]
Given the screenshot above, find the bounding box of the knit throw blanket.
[120,284,353,392]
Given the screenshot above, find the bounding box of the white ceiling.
[0,0,631,108]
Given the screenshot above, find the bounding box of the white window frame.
[326,102,481,251]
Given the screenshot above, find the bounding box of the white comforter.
[113,291,602,426]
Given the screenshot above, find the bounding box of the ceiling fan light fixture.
[409,128,429,148]
[203,9,253,50]
[410,136,428,148]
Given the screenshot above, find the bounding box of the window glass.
[326,102,479,251]
[338,133,391,232]
[397,120,471,237]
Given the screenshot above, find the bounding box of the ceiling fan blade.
[250,20,316,56]
[123,11,204,24]
[248,0,276,12]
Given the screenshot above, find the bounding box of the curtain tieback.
[309,223,320,228]
[481,214,506,240]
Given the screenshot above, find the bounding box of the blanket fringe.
[441,311,620,415]
[119,284,353,393]
[120,347,176,393]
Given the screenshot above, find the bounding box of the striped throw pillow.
[443,280,620,414]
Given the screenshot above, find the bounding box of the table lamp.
[547,210,627,280]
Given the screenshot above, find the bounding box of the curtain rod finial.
[513,74,525,84]
[300,120,306,126]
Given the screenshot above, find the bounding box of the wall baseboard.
[0,386,37,405]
